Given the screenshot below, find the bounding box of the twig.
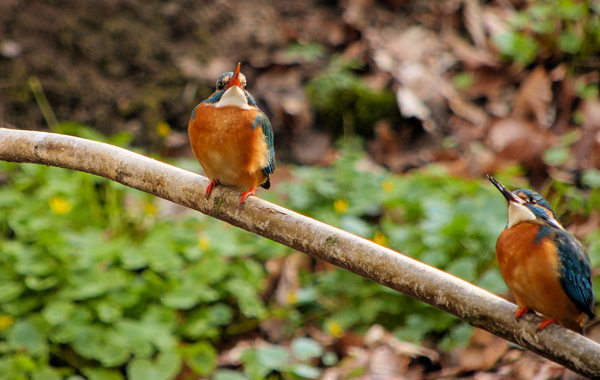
[28,77,59,132]
[1,127,599,379]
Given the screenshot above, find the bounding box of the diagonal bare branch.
[1,127,599,378]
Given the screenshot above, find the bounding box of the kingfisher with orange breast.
[488,175,595,333]
[188,63,275,205]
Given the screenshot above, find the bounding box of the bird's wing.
[252,112,275,179]
[555,230,596,318]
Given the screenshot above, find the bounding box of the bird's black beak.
[487,175,522,204]
[225,63,242,90]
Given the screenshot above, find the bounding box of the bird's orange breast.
[188,104,269,191]
[496,223,587,331]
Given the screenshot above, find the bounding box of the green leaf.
[291,337,324,360]
[161,283,218,310]
[291,364,322,379]
[284,42,325,62]
[452,72,474,90]
[7,316,50,357]
[181,304,233,339]
[256,345,289,369]
[32,368,61,380]
[558,0,587,20]
[180,342,217,376]
[0,282,25,302]
[188,257,228,284]
[240,349,270,380]
[155,351,182,380]
[543,146,570,166]
[213,370,249,380]
[445,258,477,282]
[69,324,104,360]
[24,276,57,291]
[493,32,539,65]
[477,268,508,294]
[128,359,157,380]
[81,367,125,380]
[559,30,582,54]
[127,352,181,380]
[94,300,123,323]
[240,345,289,380]
[120,247,148,270]
[582,169,600,189]
[340,215,372,237]
[114,320,154,359]
[420,250,448,267]
[225,279,267,319]
[207,303,234,325]
[99,329,131,366]
[440,323,474,351]
[322,352,338,366]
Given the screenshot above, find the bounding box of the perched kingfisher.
[488,175,595,334]
[188,63,275,205]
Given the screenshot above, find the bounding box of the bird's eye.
[530,197,537,204]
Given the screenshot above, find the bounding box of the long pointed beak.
[225,63,242,90]
[487,175,522,203]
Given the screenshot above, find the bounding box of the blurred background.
[1,0,600,379]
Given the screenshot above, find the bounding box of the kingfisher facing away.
[488,175,595,334]
[188,63,275,205]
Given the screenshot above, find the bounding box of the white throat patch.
[215,86,250,109]
[506,202,536,228]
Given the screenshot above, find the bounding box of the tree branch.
[1,127,599,378]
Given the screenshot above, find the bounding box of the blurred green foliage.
[281,141,512,350]
[493,0,600,66]
[283,42,326,63]
[305,57,401,138]
[1,127,599,379]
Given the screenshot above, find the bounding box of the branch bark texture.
[1,128,599,378]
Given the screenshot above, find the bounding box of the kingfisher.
[188,63,275,205]
[488,175,595,334]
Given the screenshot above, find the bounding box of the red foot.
[239,187,256,205]
[537,318,558,332]
[515,307,531,321]
[205,180,218,199]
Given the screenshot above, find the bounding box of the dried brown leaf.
[458,329,509,372]
[445,32,498,69]
[441,81,489,127]
[482,6,513,42]
[217,339,266,366]
[369,346,407,380]
[461,67,508,100]
[396,86,437,132]
[342,0,374,30]
[488,118,555,167]
[378,25,453,69]
[364,324,440,363]
[580,96,600,131]
[568,97,600,169]
[462,0,487,49]
[395,63,444,104]
[512,66,555,129]
[254,67,312,133]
